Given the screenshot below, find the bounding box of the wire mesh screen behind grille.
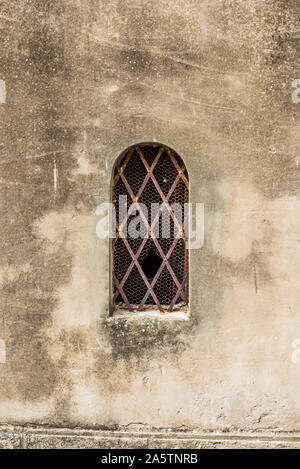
[112,143,189,312]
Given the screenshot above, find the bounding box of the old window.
[112,143,189,313]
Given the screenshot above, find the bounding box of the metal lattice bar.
[112,143,189,313]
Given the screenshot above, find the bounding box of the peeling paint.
[0,80,6,103]
[0,340,6,364]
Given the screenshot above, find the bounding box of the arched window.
[112,143,189,313]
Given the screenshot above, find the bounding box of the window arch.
[112,143,189,313]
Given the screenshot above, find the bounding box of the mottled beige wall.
[0,0,300,432]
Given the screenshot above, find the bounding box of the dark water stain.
[0,1,76,405]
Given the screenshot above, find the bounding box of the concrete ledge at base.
[1,425,300,449]
[0,434,21,449]
[25,435,148,450]
[148,438,300,449]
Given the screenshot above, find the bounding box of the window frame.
[111,142,189,315]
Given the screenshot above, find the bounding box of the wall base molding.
[0,424,300,449]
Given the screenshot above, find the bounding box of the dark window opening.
[112,143,189,313]
[141,249,163,281]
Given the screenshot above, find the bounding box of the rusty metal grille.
[112,143,189,313]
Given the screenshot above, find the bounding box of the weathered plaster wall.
[0,0,300,438]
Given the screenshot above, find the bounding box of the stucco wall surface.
[0,0,300,439]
